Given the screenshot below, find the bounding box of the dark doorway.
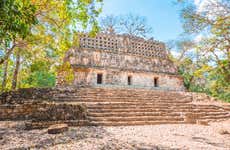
[128,76,132,85]
[97,73,103,84]
[154,77,159,87]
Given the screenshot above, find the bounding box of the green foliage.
[178,58,230,102]
[177,58,193,89]
[57,62,74,85]
[176,0,230,102]
[23,71,55,88]
[0,0,103,91]
[20,60,55,88]
[0,0,37,43]
[208,60,230,101]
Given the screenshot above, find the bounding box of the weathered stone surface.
[219,129,230,135]
[47,124,68,134]
[0,87,229,126]
[69,49,176,74]
[57,33,185,91]
[185,113,201,124]
[72,68,184,91]
[0,103,87,121]
[77,33,167,59]
[0,88,88,124]
[196,120,209,126]
[25,120,89,130]
[0,87,53,104]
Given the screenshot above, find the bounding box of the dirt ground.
[0,120,230,150]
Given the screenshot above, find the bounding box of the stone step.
[55,102,191,107]
[194,112,230,116]
[88,104,170,108]
[199,114,230,119]
[53,100,192,105]
[54,95,189,99]
[87,108,225,113]
[89,120,186,126]
[53,96,192,102]
[88,116,184,122]
[54,100,192,104]
[47,87,187,94]
[55,95,159,98]
[53,89,187,94]
[53,89,189,95]
[86,103,194,107]
[65,99,192,104]
[86,103,225,109]
[87,106,196,110]
[194,105,224,109]
[88,112,182,117]
[88,111,229,117]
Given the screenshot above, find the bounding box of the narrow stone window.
[97,74,103,84]
[154,77,159,87]
[128,76,132,85]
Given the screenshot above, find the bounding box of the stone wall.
[0,88,88,125]
[1,87,229,127]
[57,33,185,90]
[73,68,185,91]
[0,88,53,104]
[78,33,167,58]
[65,48,184,90]
[0,103,87,121]
[69,48,177,74]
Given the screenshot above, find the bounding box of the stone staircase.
[53,87,230,126]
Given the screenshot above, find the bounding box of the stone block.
[196,120,209,126]
[48,124,68,134]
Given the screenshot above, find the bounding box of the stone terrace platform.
[0,87,230,127]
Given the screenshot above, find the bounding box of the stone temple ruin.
[0,33,230,128]
[57,33,185,91]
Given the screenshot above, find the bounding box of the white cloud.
[171,50,181,58]
[193,0,226,19]
[194,0,202,7]
[194,0,217,12]
[194,34,204,43]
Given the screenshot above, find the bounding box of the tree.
[0,0,37,65]
[0,0,37,91]
[22,60,56,87]
[12,49,21,90]
[1,57,8,89]
[100,14,153,37]
[100,15,119,33]
[0,0,103,91]
[177,0,230,101]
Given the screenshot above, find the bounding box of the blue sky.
[100,0,184,42]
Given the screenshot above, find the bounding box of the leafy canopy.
[0,0,37,44]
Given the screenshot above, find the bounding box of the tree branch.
[0,40,16,65]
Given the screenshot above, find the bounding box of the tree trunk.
[1,58,9,90]
[0,43,16,65]
[12,50,21,90]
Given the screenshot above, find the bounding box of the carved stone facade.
[59,33,185,91]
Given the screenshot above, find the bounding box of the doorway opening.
[97,73,103,84]
[128,76,132,85]
[154,77,159,87]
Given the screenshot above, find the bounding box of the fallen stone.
[219,129,230,135]
[196,120,209,126]
[48,124,68,134]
